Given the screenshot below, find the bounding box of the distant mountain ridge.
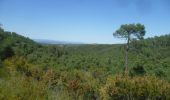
[34,39,84,44]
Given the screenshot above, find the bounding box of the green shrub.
[0,76,48,100]
[100,75,170,100]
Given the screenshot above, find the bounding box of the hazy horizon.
[1,0,170,44]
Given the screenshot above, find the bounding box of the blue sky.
[0,0,170,44]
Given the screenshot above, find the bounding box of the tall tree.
[113,23,146,72]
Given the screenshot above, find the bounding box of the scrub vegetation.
[0,26,170,100]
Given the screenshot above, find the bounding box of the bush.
[0,76,48,100]
[130,64,146,76]
[100,75,170,100]
[53,69,98,100]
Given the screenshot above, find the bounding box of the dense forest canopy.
[0,26,170,99]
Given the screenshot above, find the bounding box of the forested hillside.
[0,27,170,100]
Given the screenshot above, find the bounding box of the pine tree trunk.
[125,46,128,71]
[125,34,130,72]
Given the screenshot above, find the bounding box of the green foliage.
[0,76,48,100]
[130,64,146,76]
[0,26,170,99]
[113,23,145,39]
[0,46,14,60]
[100,75,170,100]
[113,23,146,71]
